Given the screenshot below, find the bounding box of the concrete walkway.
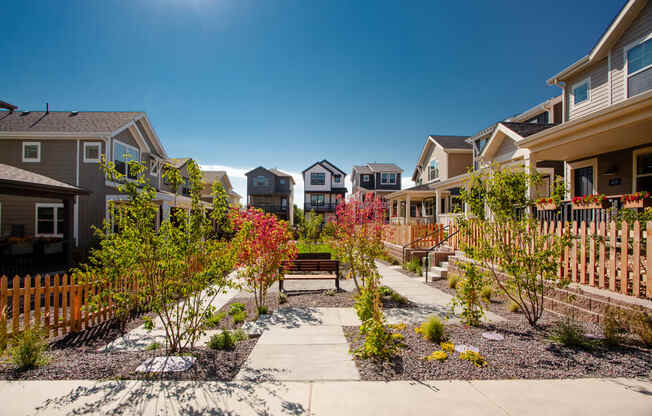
[1,377,650,415]
[376,261,505,323]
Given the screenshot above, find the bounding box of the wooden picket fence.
[0,273,137,339]
[450,220,651,299]
[383,223,445,248]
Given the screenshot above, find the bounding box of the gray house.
[245,166,294,225]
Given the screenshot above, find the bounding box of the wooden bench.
[279,259,340,292]
[297,252,331,260]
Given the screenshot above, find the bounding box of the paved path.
[2,377,650,415]
[376,261,505,323]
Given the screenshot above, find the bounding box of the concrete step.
[439,261,449,268]
[429,266,448,279]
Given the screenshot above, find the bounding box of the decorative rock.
[454,344,479,353]
[482,331,505,341]
[585,333,605,340]
[136,356,196,373]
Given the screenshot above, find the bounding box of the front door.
[574,166,593,197]
[281,197,287,209]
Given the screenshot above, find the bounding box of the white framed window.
[571,78,590,108]
[624,34,652,98]
[362,174,370,183]
[333,175,341,183]
[633,146,652,193]
[428,160,439,181]
[381,172,396,184]
[310,172,325,185]
[83,142,102,163]
[113,140,140,179]
[22,142,41,162]
[35,203,64,237]
[253,175,268,186]
[150,159,159,177]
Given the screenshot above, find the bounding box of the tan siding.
[494,137,518,160]
[0,139,76,184]
[447,153,472,178]
[610,3,652,104]
[78,140,108,247]
[567,58,610,120]
[0,196,61,237]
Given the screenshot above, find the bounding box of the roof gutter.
[546,55,589,85]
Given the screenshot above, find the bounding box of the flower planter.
[536,202,558,211]
[572,200,609,210]
[622,199,652,209]
[10,242,33,255]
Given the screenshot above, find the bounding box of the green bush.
[390,292,408,305]
[229,302,246,316]
[232,310,247,324]
[508,301,521,313]
[257,305,269,316]
[203,311,227,329]
[549,317,593,349]
[403,258,421,274]
[208,329,249,350]
[448,274,459,289]
[602,307,626,346]
[232,329,249,342]
[629,310,652,347]
[0,307,7,354]
[9,328,48,370]
[143,316,154,332]
[145,341,162,351]
[379,286,393,297]
[416,316,447,343]
[324,289,337,296]
[279,292,288,304]
[480,286,492,304]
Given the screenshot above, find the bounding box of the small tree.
[231,208,296,311]
[302,210,323,242]
[458,166,571,327]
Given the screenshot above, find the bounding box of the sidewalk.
[1,377,649,415]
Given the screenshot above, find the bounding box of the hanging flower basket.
[621,191,651,209]
[571,194,609,210]
[535,197,558,211]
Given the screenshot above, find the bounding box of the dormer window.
[381,173,396,184]
[280,178,286,185]
[362,174,370,183]
[625,36,652,98]
[571,78,590,107]
[333,175,341,183]
[428,160,439,181]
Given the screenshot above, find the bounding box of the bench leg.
[279,278,284,293]
[335,274,340,291]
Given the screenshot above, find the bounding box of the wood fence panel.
[23,275,31,331]
[633,221,640,297]
[579,222,587,284]
[648,221,652,298]
[44,275,51,335]
[571,221,578,282]
[34,276,41,330]
[0,276,6,336]
[609,222,617,292]
[620,221,629,295]
[12,275,19,334]
[598,221,606,289]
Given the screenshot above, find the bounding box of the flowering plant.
[621,191,650,203]
[571,194,607,205]
[231,207,296,310]
[536,197,555,205]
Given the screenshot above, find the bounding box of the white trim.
[35,203,64,237]
[380,172,397,185]
[567,158,598,197]
[150,158,160,177]
[22,141,41,162]
[632,145,652,192]
[570,77,591,109]
[608,49,612,106]
[623,33,652,99]
[82,141,102,163]
[75,140,80,247]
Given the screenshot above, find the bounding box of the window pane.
[627,39,652,74]
[38,207,54,220]
[382,173,388,183]
[628,66,652,97]
[24,145,38,159]
[637,175,652,193]
[637,152,652,175]
[574,83,588,104]
[37,220,54,234]
[390,173,395,183]
[86,144,99,160]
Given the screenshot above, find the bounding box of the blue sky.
[2,1,624,205]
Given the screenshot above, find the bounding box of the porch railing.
[304,203,338,212]
[535,196,622,225]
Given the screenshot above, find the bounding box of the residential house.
[386,136,472,224]
[351,163,403,219]
[200,170,241,207]
[245,167,294,225]
[302,159,347,222]
[0,103,201,273]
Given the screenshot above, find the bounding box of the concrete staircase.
[425,247,454,281]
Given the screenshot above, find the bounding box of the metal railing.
[304,203,338,212]
[247,204,288,213]
[535,196,622,226]
[400,225,449,263]
[423,227,461,283]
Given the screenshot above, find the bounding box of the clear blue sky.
[2,0,624,204]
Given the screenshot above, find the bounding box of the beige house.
[200,170,241,207]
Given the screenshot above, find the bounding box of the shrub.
[549,317,593,350]
[279,292,288,304]
[203,311,227,329]
[448,275,459,289]
[440,342,454,354]
[629,310,652,347]
[480,286,492,304]
[449,262,486,327]
[0,307,7,354]
[425,350,448,362]
[602,307,626,346]
[9,328,48,370]
[145,341,162,351]
[231,329,249,343]
[391,333,404,342]
[232,310,247,324]
[459,350,487,368]
[379,286,393,297]
[324,289,337,297]
[416,316,446,343]
[208,331,235,351]
[257,305,269,316]
[390,292,409,305]
[508,301,521,313]
[229,302,246,316]
[388,323,406,330]
[143,316,154,332]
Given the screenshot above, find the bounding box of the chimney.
[0,100,18,112]
[46,102,49,114]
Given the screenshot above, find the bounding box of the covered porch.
[386,179,466,226]
[0,163,90,276]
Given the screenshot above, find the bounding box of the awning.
[0,163,90,198]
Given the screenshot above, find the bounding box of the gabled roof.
[167,157,192,169]
[246,166,295,184]
[500,122,558,138]
[201,170,232,191]
[0,163,90,196]
[429,135,472,150]
[367,163,402,173]
[352,165,373,174]
[303,159,347,176]
[0,110,143,133]
[479,122,557,162]
[547,0,647,84]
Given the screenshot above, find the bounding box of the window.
[574,166,594,197]
[253,175,268,186]
[35,203,64,237]
[428,160,439,181]
[311,172,325,185]
[280,178,286,185]
[625,36,652,98]
[333,175,341,183]
[83,142,101,163]
[409,203,417,217]
[424,198,434,216]
[181,177,190,196]
[362,174,370,183]
[22,142,41,162]
[311,194,325,206]
[113,140,140,179]
[634,148,652,193]
[571,78,590,107]
[525,112,549,124]
[381,172,396,184]
[150,159,159,176]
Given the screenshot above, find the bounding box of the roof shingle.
[0,110,142,133]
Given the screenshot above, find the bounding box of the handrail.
[401,225,449,263]
[423,226,461,283]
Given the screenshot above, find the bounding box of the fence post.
[12,275,20,334]
[72,274,82,333]
[647,221,652,299]
[0,276,6,338]
[620,221,629,295]
[632,221,640,297]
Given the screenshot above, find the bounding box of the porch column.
[524,154,537,215]
[63,196,74,267]
[388,199,394,219]
[405,195,411,224]
[435,191,441,223]
[162,201,171,222]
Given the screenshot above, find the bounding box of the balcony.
[304,202,338,212]
[247,204,288,214]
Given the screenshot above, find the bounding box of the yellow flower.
[425,350,448,362]
[440,342,454,354]
[459,350,487,368]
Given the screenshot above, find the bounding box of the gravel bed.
[344,321,652,381]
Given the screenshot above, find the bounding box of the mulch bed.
[0,311,258,381]
[344,320,652,381]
